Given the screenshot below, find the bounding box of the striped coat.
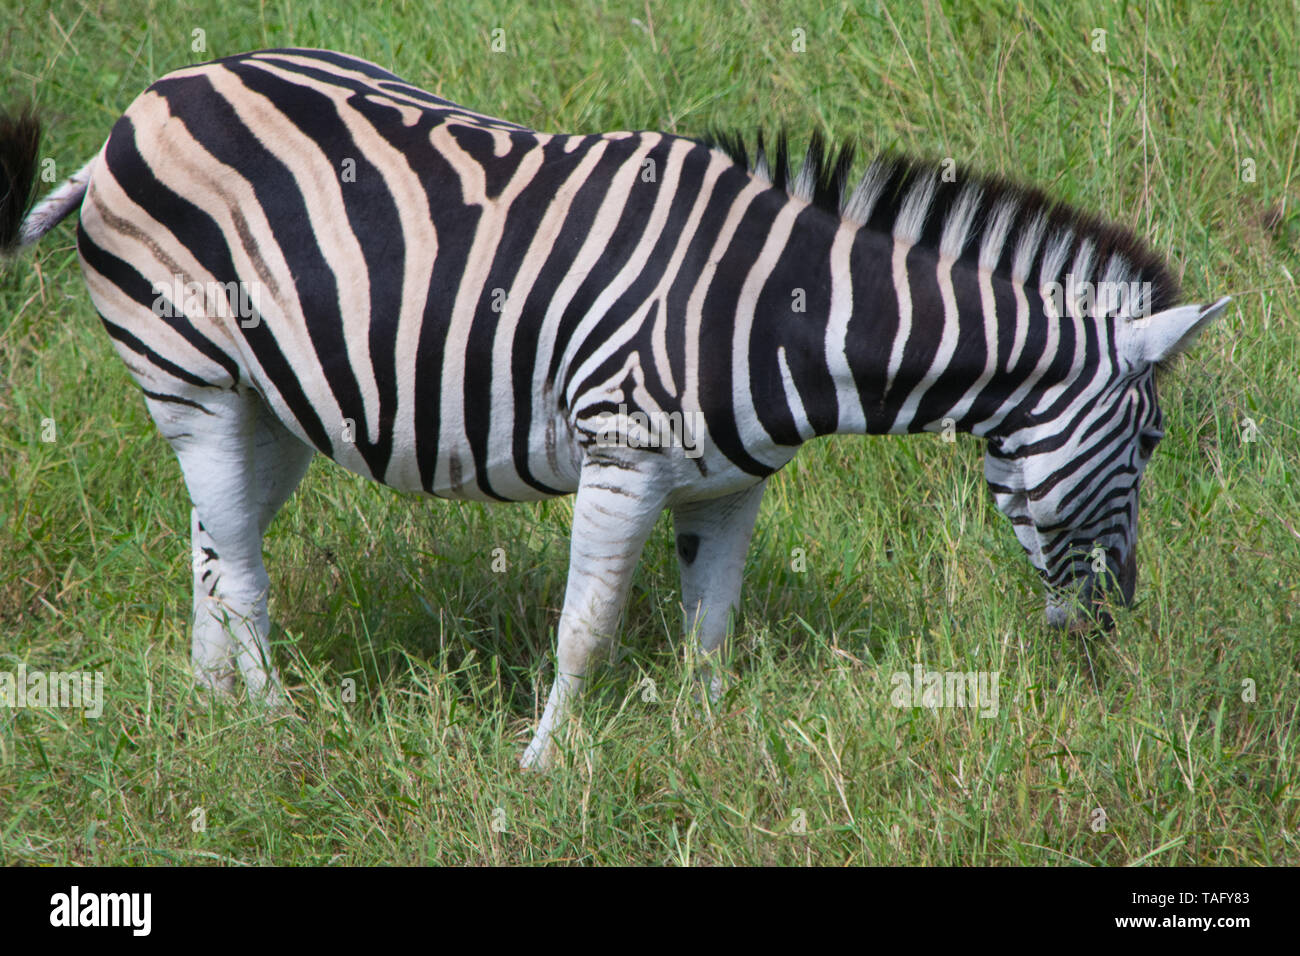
[0,49,1227,767]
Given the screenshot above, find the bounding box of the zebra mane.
[698,129,1182,316]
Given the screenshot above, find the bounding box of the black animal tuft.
[0,106,41,254]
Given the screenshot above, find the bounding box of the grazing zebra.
[0,49,1227,769]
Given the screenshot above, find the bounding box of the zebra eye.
[1138,430,1163,458]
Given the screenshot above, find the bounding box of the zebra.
[0,48,1227,769]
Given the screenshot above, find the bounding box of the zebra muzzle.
[1045,547,1137,631]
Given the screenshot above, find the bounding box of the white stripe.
[939,184,981,260]
[1038,229,1074,287]
[241,58,440,491]
[883,237,914,399]
[645,151,729,399]
[1010,212,1046,284]
[972,214,1064,433]
[110,87,359,471]
[824,221,865,432]
[239,51,530,130]
[1026,231,1075,416]
[893,184,985,428]
[893,171,937,243]
[891,244,960,431]
[1064,238,1095,377]
[1005,212,1046,371]
[978,200,1016,272]
[948,201,1015,428]
[889,183,983,430]
[777,346,815,440]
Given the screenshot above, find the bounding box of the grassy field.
[1,0,1296,865]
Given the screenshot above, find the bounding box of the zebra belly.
[296,394,586,502]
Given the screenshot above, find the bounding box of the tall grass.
[0,0,1296,864]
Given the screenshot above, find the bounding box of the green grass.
[1,0,1297,865]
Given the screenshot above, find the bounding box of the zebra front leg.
[521,458,667,770]
[671,480,765,702]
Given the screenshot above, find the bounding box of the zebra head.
[984,297,1229,628]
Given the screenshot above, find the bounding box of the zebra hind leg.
[671,480,766,703]
[520,457,668,770]
[249,398,315,538]
[152,388,311,706]
[189,507,235,692]
[241,396,314,682]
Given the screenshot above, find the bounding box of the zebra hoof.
[690,668,727,714]
[250,680,290,712]
[192,667,238,697]
[520,735,554,772]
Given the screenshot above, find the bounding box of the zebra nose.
[1045,597,1070,628]
[1083,549,1135,630]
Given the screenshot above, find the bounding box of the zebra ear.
[1126,296,1230,365]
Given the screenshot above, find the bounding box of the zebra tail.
[0,106,42,254]
[0,109,98,255]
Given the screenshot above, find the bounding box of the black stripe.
[141,389,215,413]
[663,161,749,400]
[567,142,719,436]
[696,177,784,476]
[239,58,485,495]
[884,244,944,429]
[845,228,899,431]
[961,273,1020,430]
[916,252,986,429]
[749,202,838,443]
[247,48,406,82]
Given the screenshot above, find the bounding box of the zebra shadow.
[255,477,1120,735]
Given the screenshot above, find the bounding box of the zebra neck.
[814,227,1075,440]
